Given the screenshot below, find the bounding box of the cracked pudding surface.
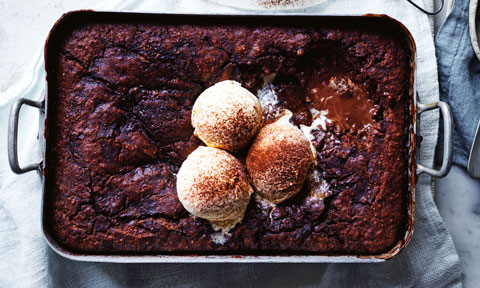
[45,17,413,255]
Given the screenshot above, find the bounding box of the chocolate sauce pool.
[306,75,378,130]
[258,73,378,131]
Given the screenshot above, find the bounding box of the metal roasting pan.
[7,11,453,263]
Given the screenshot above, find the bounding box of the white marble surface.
[436,166,480,287]
[0,0,478,287]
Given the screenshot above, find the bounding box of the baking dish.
[8,11,453,263]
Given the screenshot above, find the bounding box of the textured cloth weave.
[436,0,480,167]
[0,0,461,287]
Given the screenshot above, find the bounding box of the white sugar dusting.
[298,109,333,202]
[300,110,330,142]
[211,229,231,245]
[305,170,330,202]
[258,74,283,119]
[258,84,278,112]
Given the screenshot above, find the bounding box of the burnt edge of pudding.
[44,16,413,256]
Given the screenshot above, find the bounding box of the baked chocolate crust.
[46,17,412,255]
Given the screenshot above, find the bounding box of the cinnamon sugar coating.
[177,146,253,229]
[247,121,315,204]
[192,80,263,152]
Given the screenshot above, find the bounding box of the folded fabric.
[436,0,480,167]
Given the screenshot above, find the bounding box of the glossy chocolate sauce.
[260,73,378,131]
[306,75,377,130]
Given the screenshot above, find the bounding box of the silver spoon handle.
[468,119,480,179]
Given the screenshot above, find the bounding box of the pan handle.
[8,98,44,174]
[416,101,453,177]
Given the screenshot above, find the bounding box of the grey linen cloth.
[0,0,461,287]
[436,0,480,167]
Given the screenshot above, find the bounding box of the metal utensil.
[469,0,480,61]
[468,119,480,178]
